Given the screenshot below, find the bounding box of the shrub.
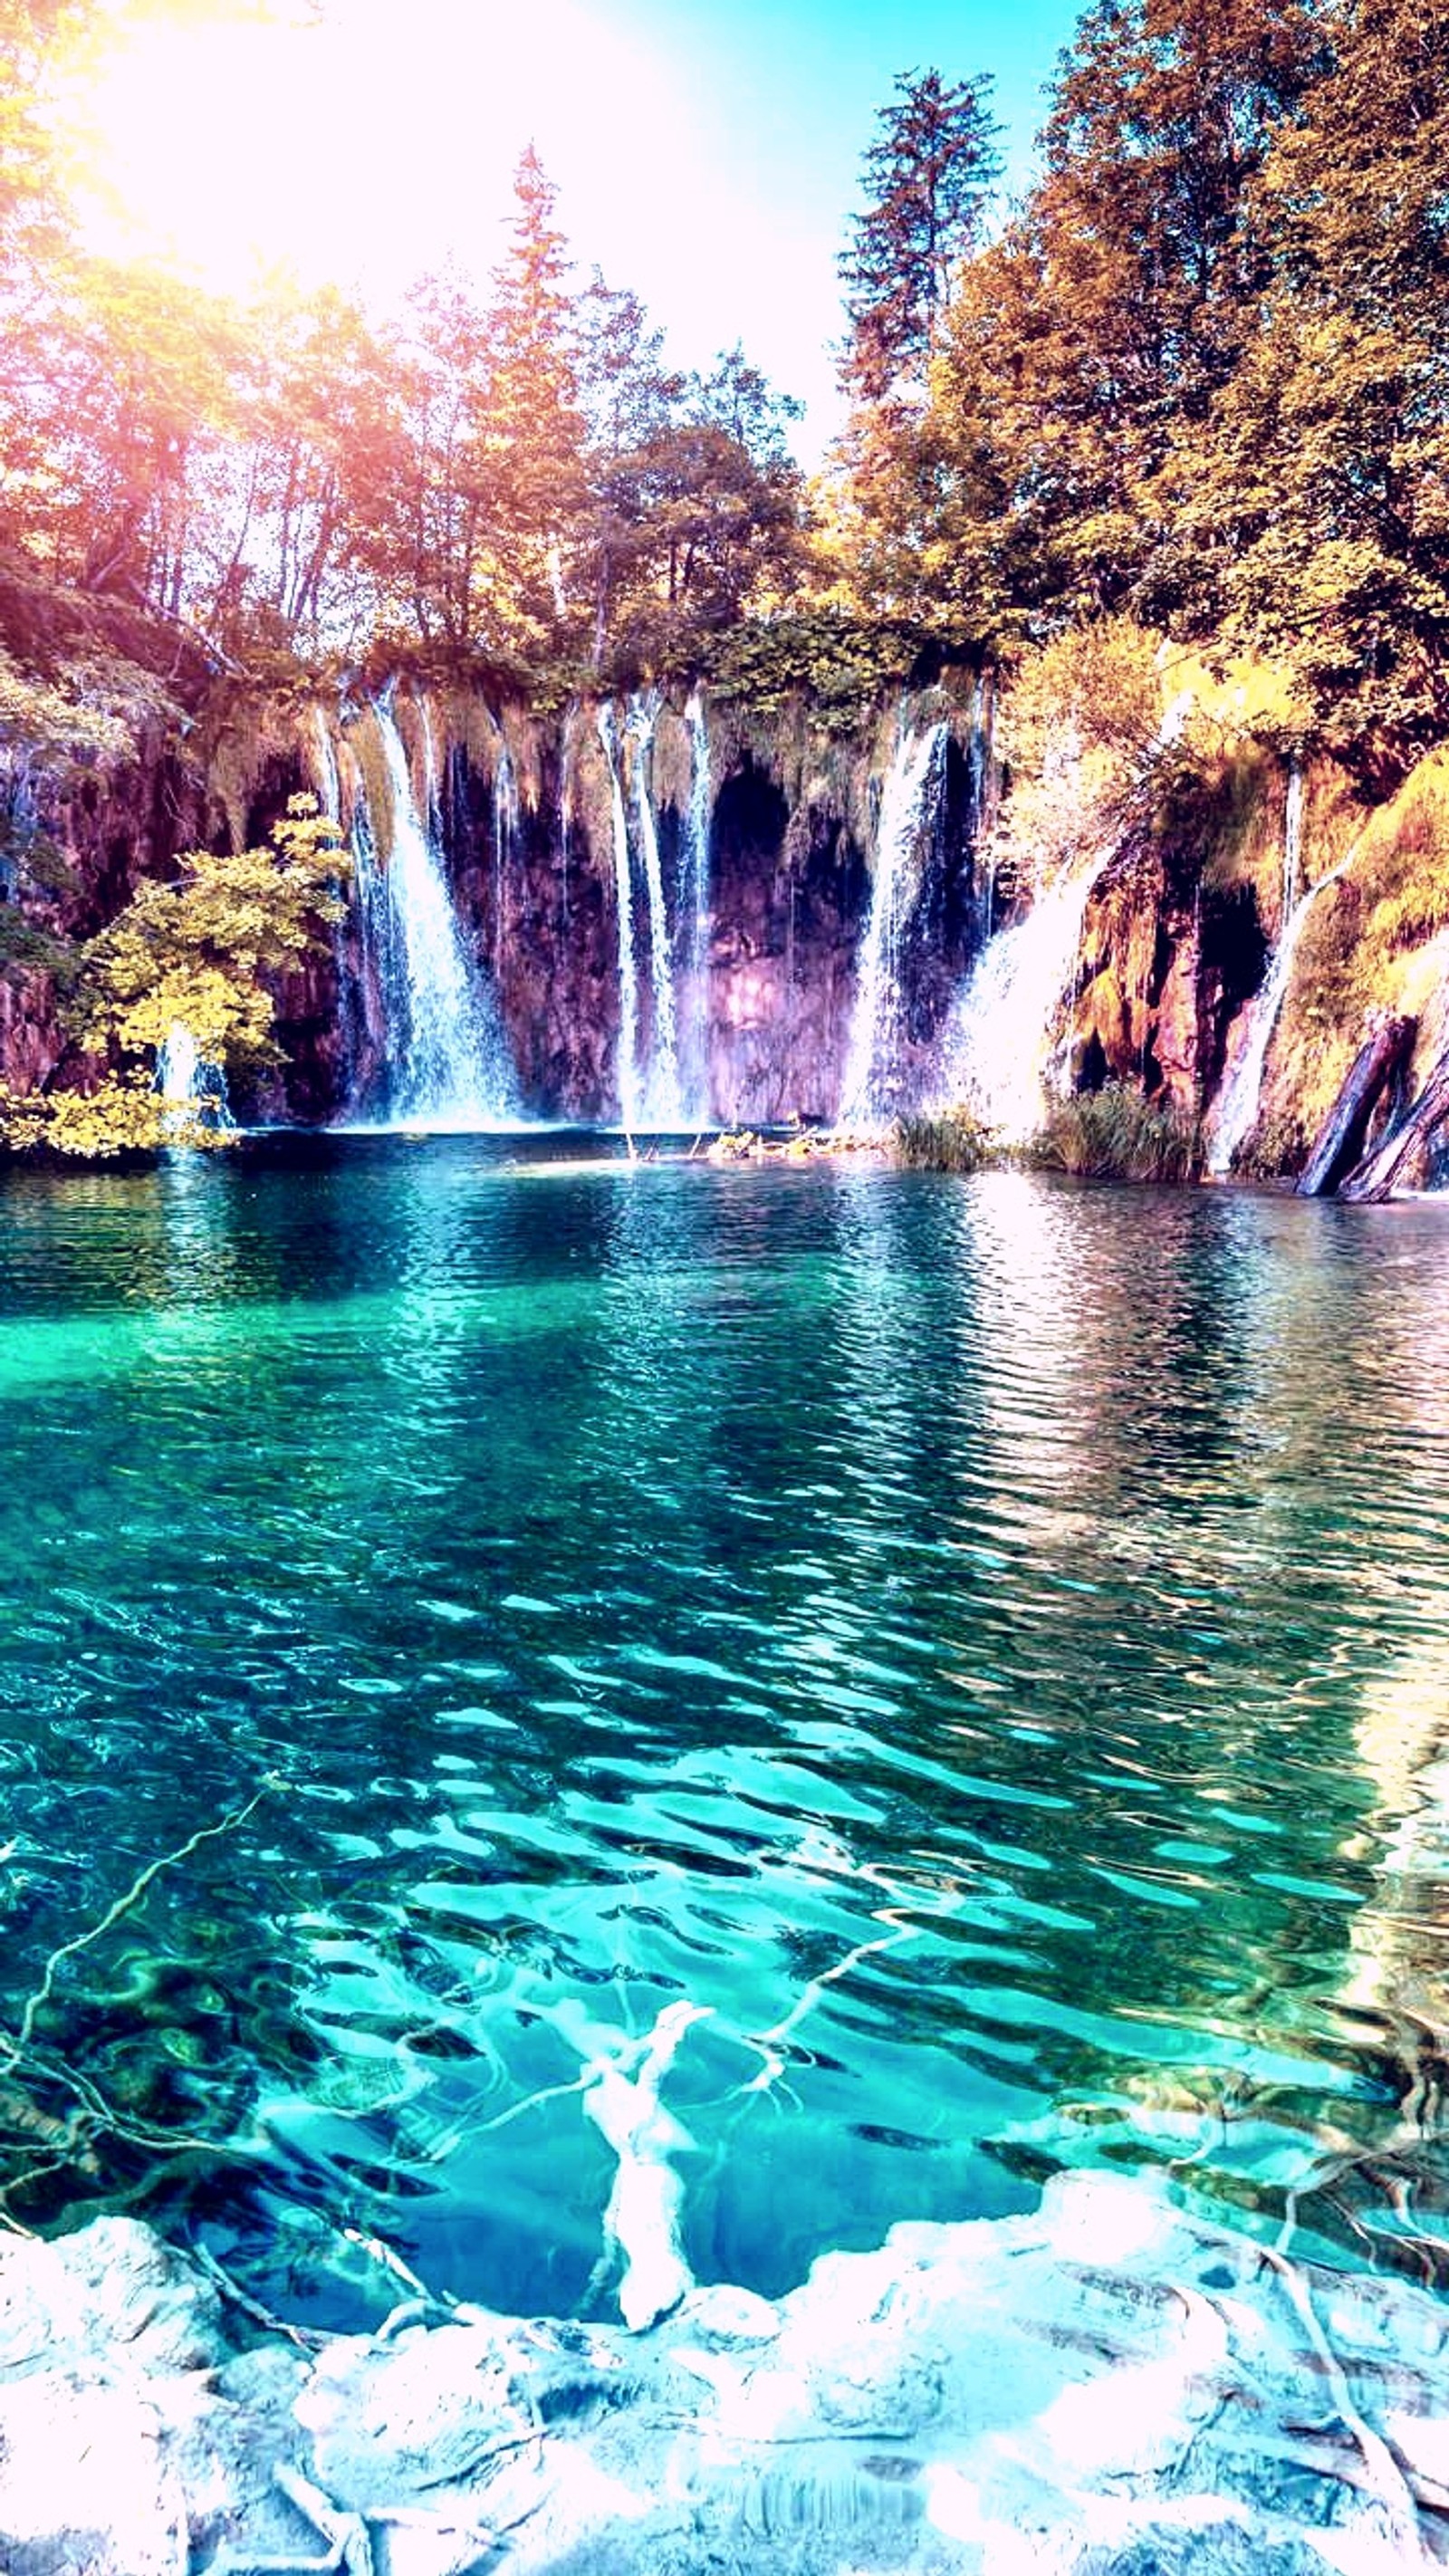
[706,613,937,730]
[894,1110,994,1171]
[0,1072,227,1159]
[1030,1084,1200,1182]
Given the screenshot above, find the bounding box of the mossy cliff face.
[243,680,984,1129]
[1257,753,1449,1181]
[1078,742,1449,1185]
[1032,712,1449,1185]
[1,627,1445,1175]
[0,719,216,1100]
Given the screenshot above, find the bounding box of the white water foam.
[941,851,1109,1142]
[344,693,517,1131]
[839,718,949,1125]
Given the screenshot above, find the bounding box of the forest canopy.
[0,0,1444,774]
[829,0,1449,780]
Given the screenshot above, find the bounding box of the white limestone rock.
[1,2175,1446,2573]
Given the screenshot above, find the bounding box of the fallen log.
[1297,1014,1417,1197]
[1339,1043,1449,1201]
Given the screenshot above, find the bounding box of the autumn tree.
[214,285,398,656]
[1184,0,1449,772]
[72,795,347,1081]
[846,1,1319,628]
[0,0,70,264]
[0,796,347,1157]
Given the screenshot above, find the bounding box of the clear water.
[2,1143,1448,2332]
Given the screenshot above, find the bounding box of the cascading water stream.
[677,690,713,1124]
[492,730,518,979]
[155,1022,198,1118]
[625,697,684,1129]
[346,694,515,1130]
[1209,822,1354,1177]
[558,702,578,941]
[839,718,949,1125]
[1282,755,1305,924]
[943,850,1111,1142]
[155,1021,234,1131]
[597,706,640,1131]
[311,707,341,824]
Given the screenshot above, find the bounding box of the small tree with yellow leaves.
[0,795,348,1158]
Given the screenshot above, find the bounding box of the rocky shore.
[3,2171,1446,2575]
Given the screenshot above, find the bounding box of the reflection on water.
[0,1139,1447,2326]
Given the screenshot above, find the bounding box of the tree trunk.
[1339,1044,1449,1202]
[1297,1014,1417,1197]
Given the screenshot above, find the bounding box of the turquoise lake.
[2,1138,1448,2326]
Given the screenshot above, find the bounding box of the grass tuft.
[1029,1084,1201,1182]
[894,1110,994,1171]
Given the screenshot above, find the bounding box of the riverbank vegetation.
[0,794,344,1155]
[828,0,1448,789]
[895,1088,1201,1184]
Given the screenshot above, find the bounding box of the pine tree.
[478,146,588,649]
[838,68,1002,406]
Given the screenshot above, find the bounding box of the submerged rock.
[0,2174,1445,2572]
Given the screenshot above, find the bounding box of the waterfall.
[942,851,1110,1142]
[1208,832,1354,1177]
[677,689,713,1124]
[155,1021,233,1132]
[345,694,516,1130]
[597,706,640,1130]
[558,702,578,943]
[156,1022,198,1110]
[596,698,690,1131]
[1282,755,1306,925]
[839,717,950,1125]
[624,698,683,1129]
[493,730,518,978]
[311,708,340,822]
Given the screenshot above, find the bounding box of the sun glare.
[48,0,841,448]
[52,0,675,306]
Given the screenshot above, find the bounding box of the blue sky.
[600,0,1082,454]
[63,0,1085,463]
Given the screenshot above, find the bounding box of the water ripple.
[0,1143,1446,2321]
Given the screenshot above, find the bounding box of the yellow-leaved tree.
[0,794,347,1157]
